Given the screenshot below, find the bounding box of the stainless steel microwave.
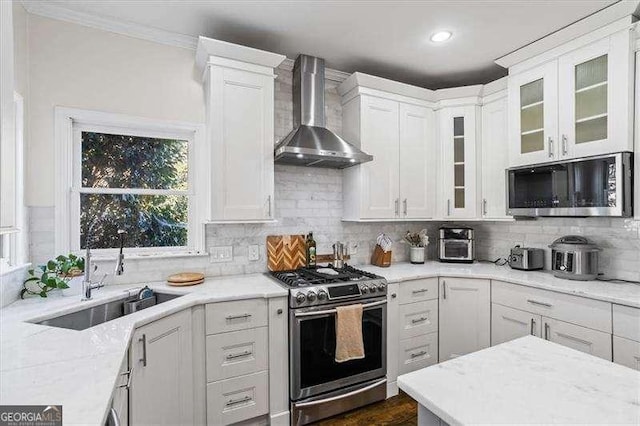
[507,152,633,217]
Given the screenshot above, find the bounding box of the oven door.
[440,240,472,260]
[290,298,387,401]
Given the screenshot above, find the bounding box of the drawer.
[399,299,438,340]
[544,317,612,361]
[398,333,438,375]
[398,278,438,304]
[492,280,611,333]
[613,336,640,371]
[206,327,268,382]
[207,371,269,425]
[206,299,268,335]
[613,304,640,342]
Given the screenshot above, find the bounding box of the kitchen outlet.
[210,246,233,263]
[248,245,260,261]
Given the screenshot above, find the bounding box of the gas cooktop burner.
[269,264,387,307]
[270,264,380,288]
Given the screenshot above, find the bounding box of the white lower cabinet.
[206,327,268,382]
[613,336,640,371]
[612,304,640,370]
[491,303,541,345]
[399,299,438,339]
[543,317,612,361]
[109,355,129,426]
[207,371,269,425]
[398,333,438,375]
[439,278,490,361]
[129,309,194,426]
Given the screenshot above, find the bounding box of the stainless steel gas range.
[269,265,388,425]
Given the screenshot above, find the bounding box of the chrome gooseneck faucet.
[81,220,107,301]
[115,229,126,276]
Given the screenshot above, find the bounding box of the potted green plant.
[21,254,85,298]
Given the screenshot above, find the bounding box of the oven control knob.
[307,291,317,302]
[295,292,306,304]
[361,285,369,293]
[377,283,386,292]
[317,290,328,300]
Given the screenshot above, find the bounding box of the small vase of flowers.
[404,230,429,264]
[21,254,85,298]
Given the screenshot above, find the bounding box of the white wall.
[26,14,205,206]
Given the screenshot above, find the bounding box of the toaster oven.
[438,227,474,263]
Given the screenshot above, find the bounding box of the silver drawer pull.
[226,350,252,360]
[118,367,134,389]
[226,313,252,321]
[556,332,592,347]
[410,350,427,358]
[411,317,428,324]
[527,299,552,308]
[412,289,429,294]
[226,395,252,407]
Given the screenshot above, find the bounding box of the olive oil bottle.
[306,232,317,268]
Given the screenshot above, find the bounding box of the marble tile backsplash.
[16,63,640,295]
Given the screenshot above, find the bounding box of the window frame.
[1,92,26,273]
[55,107,207,257]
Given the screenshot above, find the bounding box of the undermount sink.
[35,292,183,331]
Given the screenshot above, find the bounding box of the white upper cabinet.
[558,33,634,158]
[399,103,436,219]
[508,62,559,166]
[340,73,436,221]
[481,87,510,219]
[196,37,285,222]
[439,105,479,219]
[506,22,635,166]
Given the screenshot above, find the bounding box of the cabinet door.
[543,317,612,361]
[613,336,640,371]
[439,278,490,361]
[130,309,194,425]
[508,62,558,166]
[209,67,274,221]
[481,97,509,219]
[439,106,478,219]
[360,96,400,219]
[558,34,634,158]
[111,355,129,426]
[0,1,16,232]
[491,303,542,346]
[399,103,435,219]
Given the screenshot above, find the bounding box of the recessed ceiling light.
[430,31,452,43]
[296,153,304,159]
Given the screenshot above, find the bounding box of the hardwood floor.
[313,391,417,426]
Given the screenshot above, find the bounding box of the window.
[1,93,26,272]
[56,109,206,255]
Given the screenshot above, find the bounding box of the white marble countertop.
[398,335,640,425]
[0,274,286,425]
[359,261,640,308]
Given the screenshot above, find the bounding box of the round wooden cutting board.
[167,272,205,286]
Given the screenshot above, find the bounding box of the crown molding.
[20,0,198,50]
[278,58,351,82]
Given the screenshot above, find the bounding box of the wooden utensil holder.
[371,244,392,267]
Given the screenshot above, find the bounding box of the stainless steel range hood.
[274,55,373,168]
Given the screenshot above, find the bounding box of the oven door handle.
[294,378,387,408]
[294,300,387,318]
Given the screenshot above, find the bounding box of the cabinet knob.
[276,308,283,315]
[391,293,397,299]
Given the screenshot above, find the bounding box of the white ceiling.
[37,0,631,88]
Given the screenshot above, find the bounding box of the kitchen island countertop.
[398,335,640,425]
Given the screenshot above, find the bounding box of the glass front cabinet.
[508,30,634,167]
[439,105,479,219]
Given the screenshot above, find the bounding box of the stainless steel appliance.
[549,236,601,281]
[332,241,346,268]
[269,265,387,425]
[274,55,373,168]
[439,227,475,263]
[507,152,633,217]
[508,245,544,271]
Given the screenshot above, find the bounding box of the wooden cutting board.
[267,234,306,271]
[167,272,205,286]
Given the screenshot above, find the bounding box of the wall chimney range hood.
[274,55,373,168]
